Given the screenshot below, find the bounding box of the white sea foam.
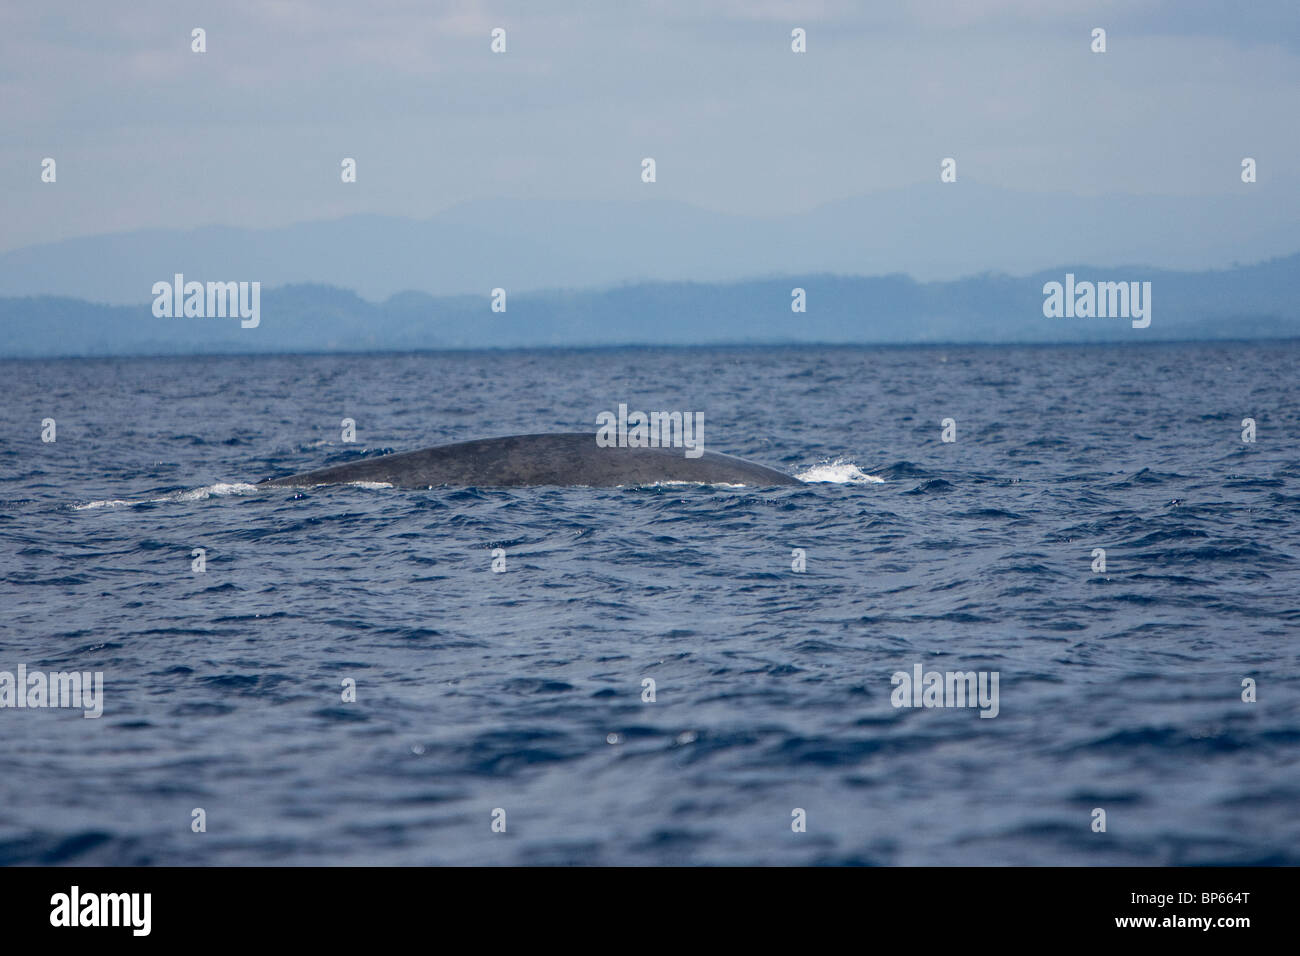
[637,481,749,488]
[172,482,261,501]
[795,460,885,484]
[74,482,261,510]
[72,498,134,511]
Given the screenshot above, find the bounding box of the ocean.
[1,341,1297,865]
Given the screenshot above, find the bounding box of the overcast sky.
[4,0,1297,252]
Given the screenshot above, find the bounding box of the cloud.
[0,0,1296,251]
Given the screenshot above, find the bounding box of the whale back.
[259,433,802,488]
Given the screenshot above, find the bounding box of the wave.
[73,482,261,511]
[795,459,885,484]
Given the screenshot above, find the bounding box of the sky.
[3,0,1298,253]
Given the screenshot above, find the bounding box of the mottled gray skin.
[259,432,803,488]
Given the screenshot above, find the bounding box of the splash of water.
[795,459,885,484]
[74,482,262,510]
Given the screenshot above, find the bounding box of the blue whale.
[259,433,803,488]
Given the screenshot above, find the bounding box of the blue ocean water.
[1,342,1297,865]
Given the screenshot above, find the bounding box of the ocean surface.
[1,342,1297,866]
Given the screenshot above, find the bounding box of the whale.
[258,433,803,488]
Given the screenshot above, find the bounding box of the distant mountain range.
[2,254,1296,358]
[2,186,1298,304]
